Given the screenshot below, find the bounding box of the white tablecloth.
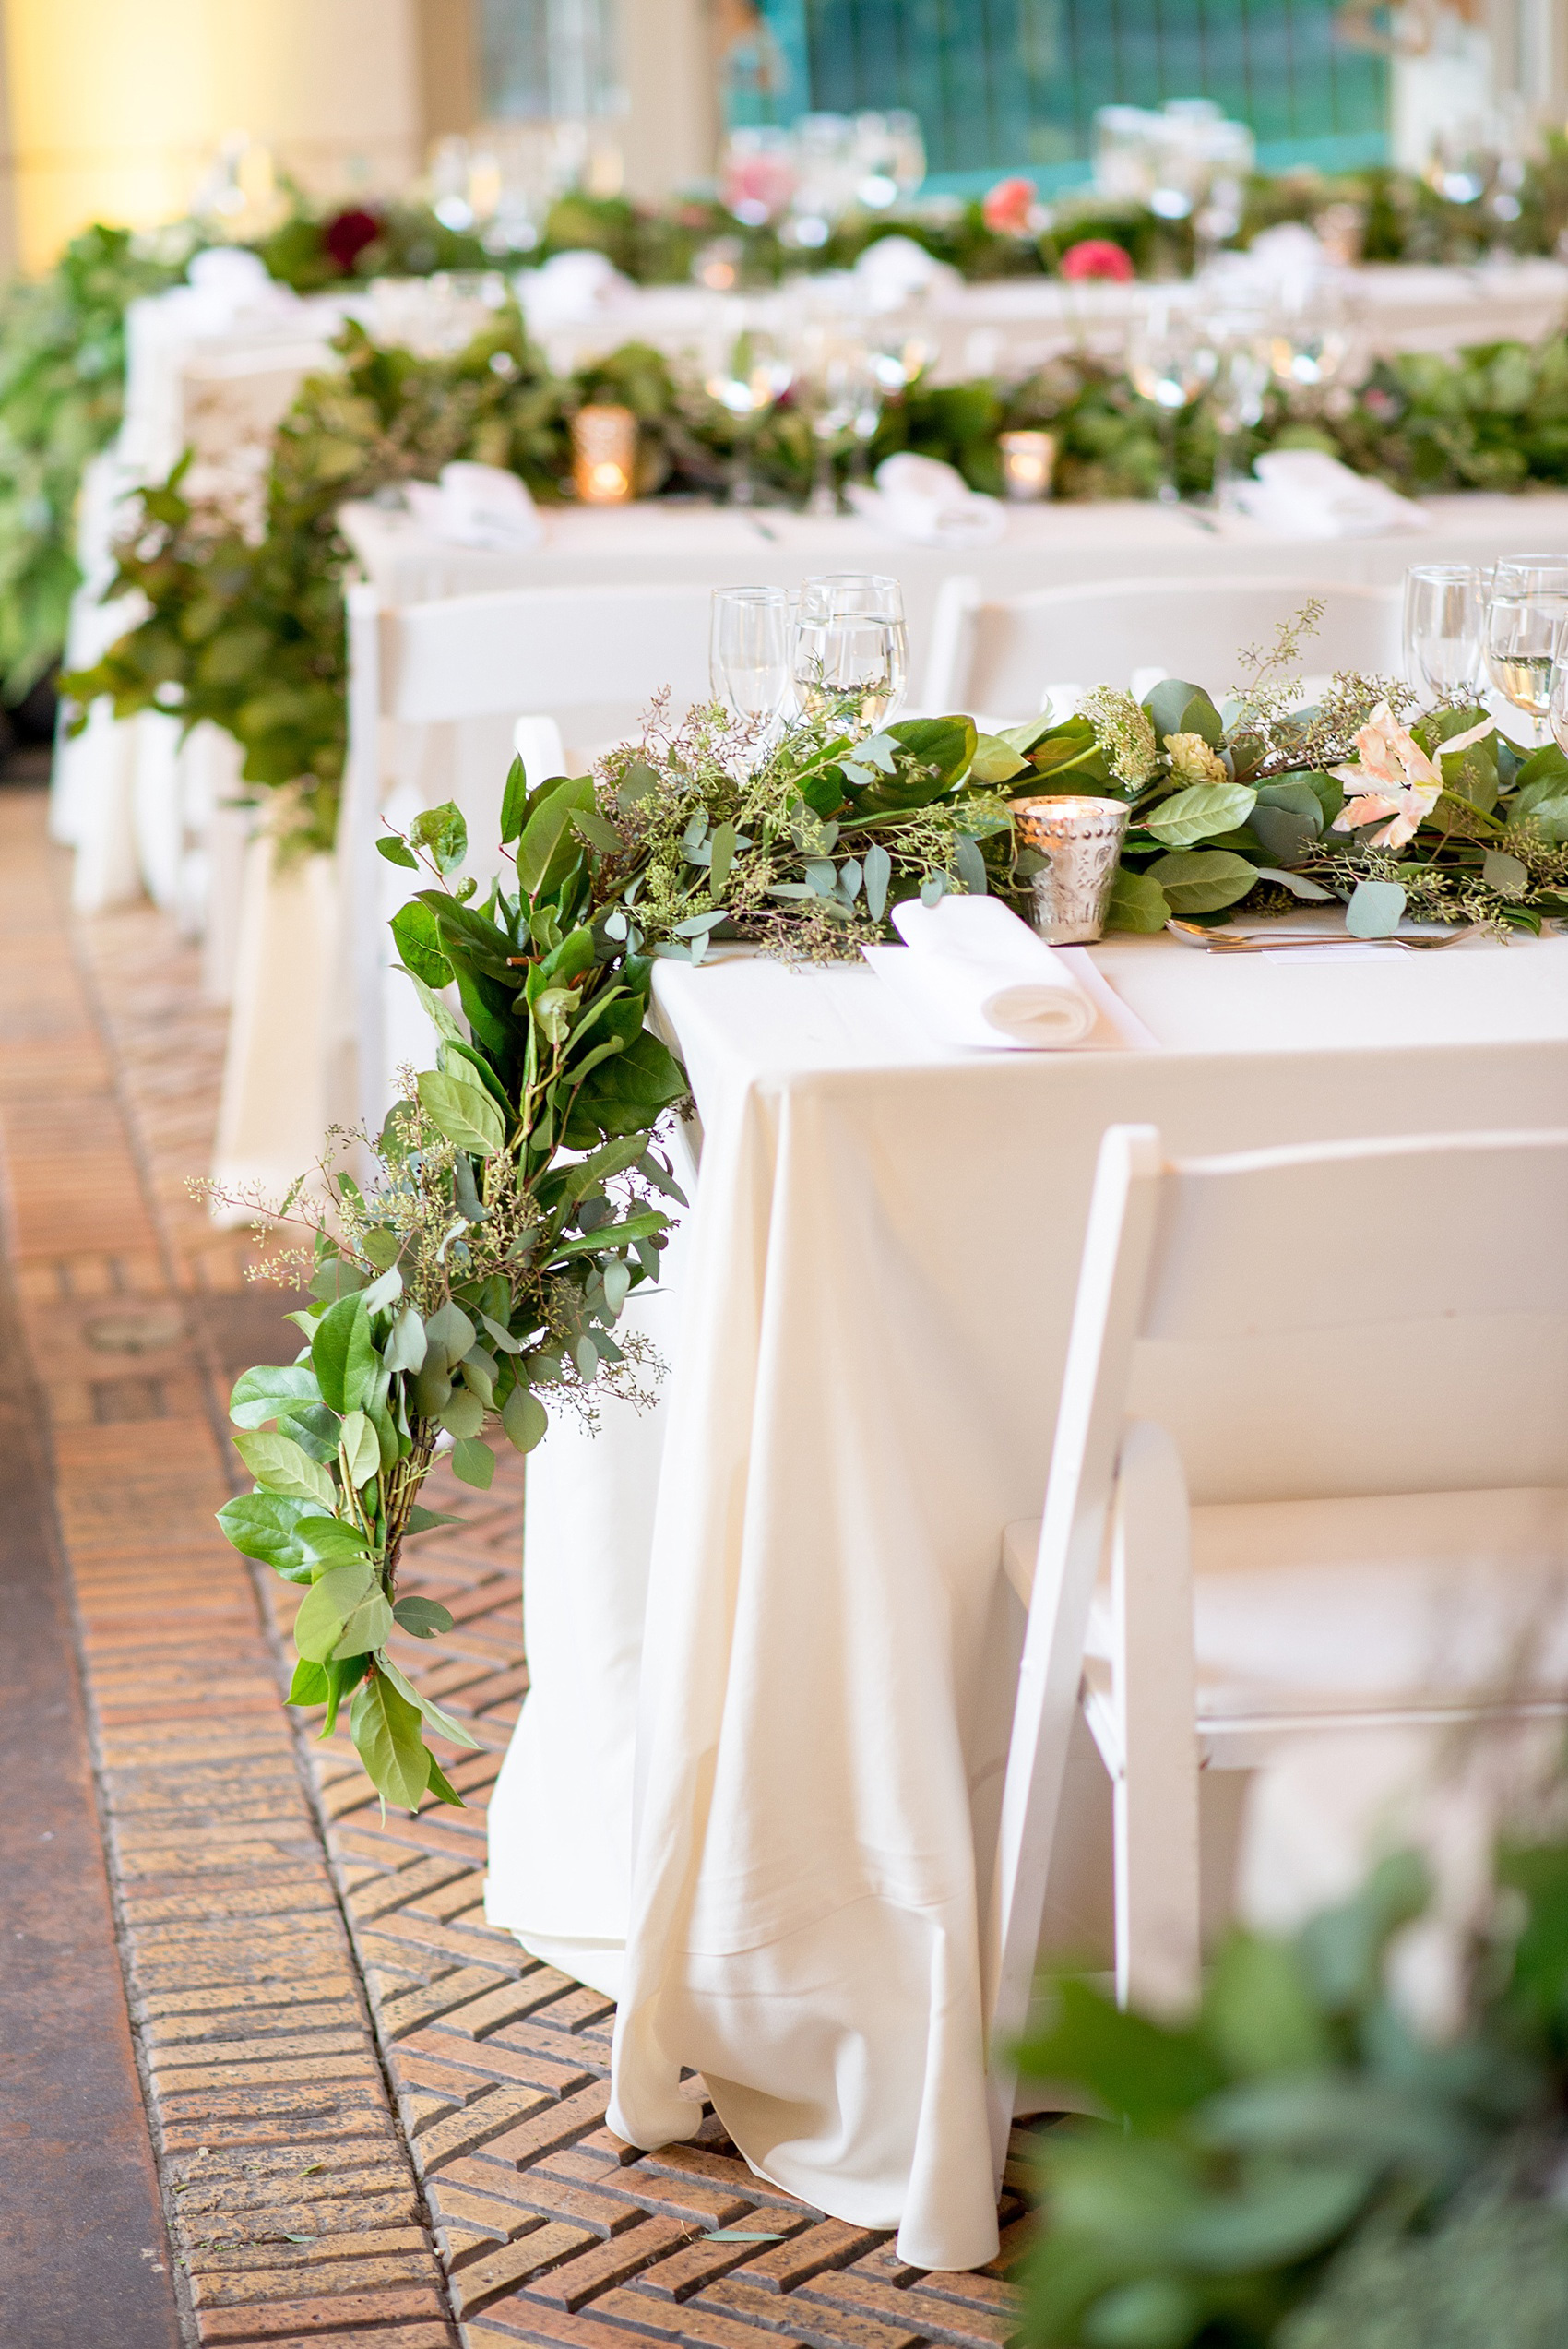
[484,930,1568,2271]
[519,258,1568,382]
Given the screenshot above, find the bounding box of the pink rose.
[983,176,1039,238]
[1060,238,1135,283]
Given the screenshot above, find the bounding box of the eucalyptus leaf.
[391,1595,454,1640]
[416,1067,505,1156]
[1145,781,1257,850]
[422,1301,475,1373]
[375,1653,482,1749]
[440,1387,486,1438]
[450,1434,495,1488]
[502,1382,548,1454]
[1346,878,1408,937]
[311,1292,377,1416]
[1148,851,1258,915]
[383,1306,427,1375]
[293,1561,379,1663]
[862,842,891,923]
[1254,866,1335,900]
[1482,848,1530,899]
[350,1669,430,1810]
[232,1429,336,1508]
[338,1410,381,1490]
[229,1365,321,1429]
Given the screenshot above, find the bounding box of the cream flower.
[1331,701,1493,851]
[1163,731,1229,787]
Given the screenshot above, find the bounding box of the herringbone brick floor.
[3,789,1031,2347]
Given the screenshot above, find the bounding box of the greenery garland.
[63,299,1568,858]
[17,133,1568,709]
[214,648,1563,1806]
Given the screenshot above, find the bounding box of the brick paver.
[1,789,1033,2347]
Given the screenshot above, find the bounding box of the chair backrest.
[984,1120,1568,2174]
[337,578,716,1141]
[924,573,1403,716]
[370,581,717,724]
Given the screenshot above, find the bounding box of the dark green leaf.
[1106,868,1170,933]
[392,1595,454,1639]
[390,900,454,989]
[216,1492,331,1582]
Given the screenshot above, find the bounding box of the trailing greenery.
[0,223,190,702]
[213,701,1000,1802]
[1011,1833,1568,2349]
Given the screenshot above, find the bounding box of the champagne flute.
[1127,301,1217,504]
[1484,593,1565,746]
[1206,329,1271,511]
[710,586,792,733]
[1403,564,1483,702]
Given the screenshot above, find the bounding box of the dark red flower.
[323,208,383,273]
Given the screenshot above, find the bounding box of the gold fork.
[1166,920,1473,954]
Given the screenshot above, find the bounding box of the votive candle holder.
[998,430,1056,502]
[572,403,637,504]
[1013,793,1129,942]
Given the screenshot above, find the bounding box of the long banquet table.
[483,926,1568,2273]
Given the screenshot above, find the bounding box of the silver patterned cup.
[1013,793,1130,943]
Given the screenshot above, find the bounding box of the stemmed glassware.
[793,574,908,732]
[710,586,793,735]
[1127,301,1218,505]
[800,327,882,516]
[1484,594,1564,746]
[1206,328,1271,511]
[704,307,793,507]
[1404,565,1484,702]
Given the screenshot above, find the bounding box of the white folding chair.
[337,578,714,1139]
[923,573,1402,716]
[985,1121,1568,2181]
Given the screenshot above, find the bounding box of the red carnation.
[323,208,383,273]
[982,176,1039,238]
[1060,237,1135,282]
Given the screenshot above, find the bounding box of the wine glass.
[710,586,792,734]
[1484,593,1566,745]
[1206,328,1271,511]
[800,327,879,516]
[1491,554,1568,600]
[1127,302,1217,504]
[704,308,793,507]
[794,575,908,733]
[1549,656,1568,757]
[1404,565,1484,702]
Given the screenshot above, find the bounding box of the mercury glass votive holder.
[572,403,637,504]
[1013,793,1129,942]
[998,430,1056,502]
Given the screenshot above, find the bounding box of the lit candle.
[572,404,637,504]
[999,429,1056,502]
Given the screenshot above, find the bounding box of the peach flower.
[1331,701,1493,851]
[983,176,1040,237]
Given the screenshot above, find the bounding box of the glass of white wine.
[1484,593,1565,745]
[1549,655,1568,757]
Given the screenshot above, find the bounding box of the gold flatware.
[1166,920,1472,954]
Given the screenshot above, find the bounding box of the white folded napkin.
[848,452,1006,548]
[863,893,1100,1049]
[404,460,544,549]
[851,234,964,313]
[1233,449,1429,540]
[517,249,636,328]
[183,245,301,325]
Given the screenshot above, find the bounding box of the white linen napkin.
[851,234,964,312]
[1233,449,1429,540]
[848,452,1006,548]
[404,460,544,549]
[517,249,636,328]
[863,893,1102,1049]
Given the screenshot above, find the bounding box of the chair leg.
[1111,1419,1201,2019]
